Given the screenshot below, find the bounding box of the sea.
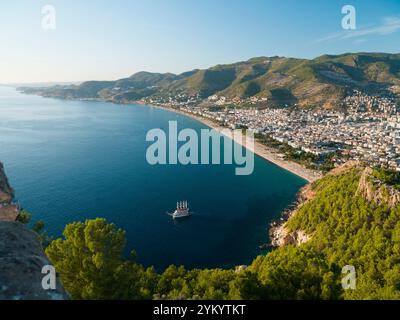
[0,86,306,270]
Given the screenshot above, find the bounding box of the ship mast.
[176,201,189,210]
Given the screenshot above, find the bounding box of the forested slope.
[46,163,400,300]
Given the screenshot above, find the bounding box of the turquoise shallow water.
[0,86,306,270]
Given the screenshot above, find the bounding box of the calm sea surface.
[0,86,306,270]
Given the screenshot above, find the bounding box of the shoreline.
[145,104,323,183]
[17,88,322,183]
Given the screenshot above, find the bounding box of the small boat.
[168,201,191,219]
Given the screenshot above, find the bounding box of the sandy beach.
[148,104,323,183]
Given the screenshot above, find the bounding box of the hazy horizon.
[4,50,400,86]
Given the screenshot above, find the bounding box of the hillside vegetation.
[46,163,400,300]
[21,53,400,109]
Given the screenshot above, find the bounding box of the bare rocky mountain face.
[0,162,69,300]
[356,167,400,208]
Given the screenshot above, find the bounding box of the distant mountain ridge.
[20,52,400,109]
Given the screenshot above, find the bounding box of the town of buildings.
[143,90,400,171]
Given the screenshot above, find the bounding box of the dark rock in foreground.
[0,162,68,300]
[0,222,69,300]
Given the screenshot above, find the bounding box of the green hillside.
[20,52,400,109]
[45,163,400,300]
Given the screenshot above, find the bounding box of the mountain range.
[20,52,400,109]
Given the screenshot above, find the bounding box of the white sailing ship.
[168,201,191,219]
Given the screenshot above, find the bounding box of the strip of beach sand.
[148,104,323,183]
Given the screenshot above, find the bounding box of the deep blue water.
[0,86,306,270]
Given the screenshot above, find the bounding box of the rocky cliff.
[269,184,314,247]
[356,167,400,208]
[0,162,13,204]
[0,162,69,300]
[0,162,18,222]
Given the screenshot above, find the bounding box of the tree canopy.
[46,167,400,300]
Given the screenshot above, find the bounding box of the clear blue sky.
[0,0,399,83]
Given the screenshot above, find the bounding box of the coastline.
[17,87,322,183]
[146,104,322,183]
